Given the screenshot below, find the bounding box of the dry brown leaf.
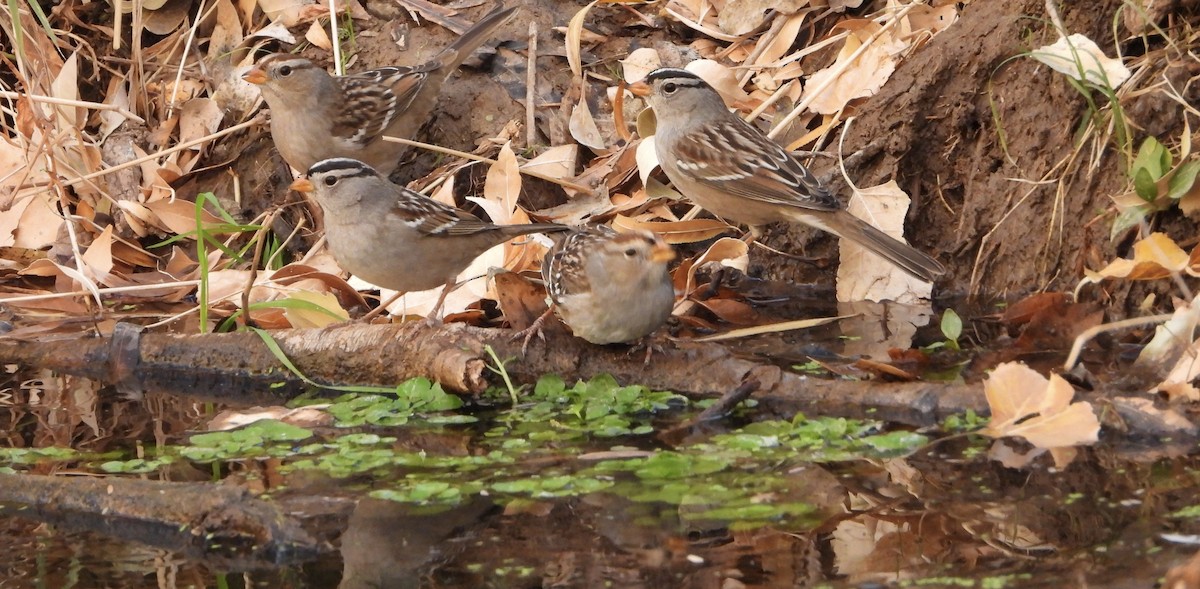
[522,144,579,181]
[207,0,244,61]
[569,93,608,152]
[836,181,933,303]
[12,193,64,250]
[901,3,958,37]
[305,19,333,50]
[981,362,1100,458]
[718,0,808,36]
[1079,233,1196,293]
[282,289,350,328]
[665,0,741,41]
[474,142,523,224]
[611,215,731,244]
[676,237,749,317]
[80,225,117,284]
[98,78,131,141]
[620,48,662,83]
[1138,293,1200,368]
[143,0,192,34]
[143,199,227,235]
[258,0,314,26]
[805,21,905,115]
[567,0,599,77]
[49,52,82,129]
[686,60,752,107]
[752,11,808,68]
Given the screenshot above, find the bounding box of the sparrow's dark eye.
[624,248,638,257]
[279,65,293,77]
[662,82,678,94]
[323,176,338,187]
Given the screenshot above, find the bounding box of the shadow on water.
[0,295,1196,588]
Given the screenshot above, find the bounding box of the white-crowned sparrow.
[634,68,946,282]
[289,158,567,313]
[540,226,676,345]
[244,3,518,175]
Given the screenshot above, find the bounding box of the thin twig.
[525,21,538,147]
[0,91,145,123]
[380,135,596,194]
[1063,313,1175,370]
[0,280,202,304]
[330,0,342,75]
[52,115,264,188]
[166,0,208,120]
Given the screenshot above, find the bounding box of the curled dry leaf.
[611,215,731,244]
[567,0,599,78]
[981,362,1100,463]
[901,3,958,37]
[751,11,808,69]
[258,0,314,26]
[282,289,350,328]
[11,193,64,250]
[305,20,333,50]
[836,180,933,304]
[665,0,740,41]
[569,93,608,152]
[718,0,807,36]
[675,237,750,318]
[1078,233,1200,295]
[1137,293,1200,368]
[620,48,661,83]
[1030,33,1131,89]
[522,144,579,182]
[635,137,659,186]
[686,60,752,106]
[80,226,117,285]
[804,20,905,115]
[142,199,227,236]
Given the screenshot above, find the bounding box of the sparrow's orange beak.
[242,67,268,85]
[289,178,314,193]
[650,242,675,263]
[628,81,652,97]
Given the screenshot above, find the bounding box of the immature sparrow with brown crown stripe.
[245,3,518,176]
[542,226,676,345]
[632,68,946,283]
[289,158,568,316]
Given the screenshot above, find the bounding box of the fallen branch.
[1,321,987,426]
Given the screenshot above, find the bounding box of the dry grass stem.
[0,280,203,305]
[0,91,145,123]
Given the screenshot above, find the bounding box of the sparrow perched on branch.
[290,158,566,316]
